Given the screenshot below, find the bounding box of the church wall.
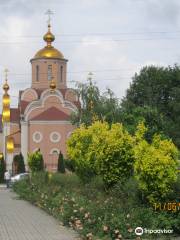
[28,122,75,170]
[10,124,20,134]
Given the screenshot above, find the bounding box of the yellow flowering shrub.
[67,121,134,185]
[67,122,108,182]
[134,122,178,203]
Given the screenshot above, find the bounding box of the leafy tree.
[120,105,166,142]
[71,80,121,126]
[121,65,180,147]
[0,155,5,183]
[134,122,178,203]
[28,150,44,172]
[57,151,65,173]
[67,121,134,185]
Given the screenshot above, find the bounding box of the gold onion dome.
[50,79,56,92]
[3,81,9,92]
[34,24,64,59]
[43,24,55,43]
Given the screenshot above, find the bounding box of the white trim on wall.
[50,148,60,155]
[24,89,78,121]
[21,88,38,101]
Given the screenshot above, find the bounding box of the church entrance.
[47,151,59,172]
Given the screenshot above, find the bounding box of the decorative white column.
[3,122,10,166]
[6,153,13,173]
[21,121,28,170]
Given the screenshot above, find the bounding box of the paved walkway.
[0,187,78,240]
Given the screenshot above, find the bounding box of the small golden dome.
[50,79,56,92]
[3,81,9,92]
[43,24,55,44]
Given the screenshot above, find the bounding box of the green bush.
[50,173,81,189]
[67,121,134,185]
[67,123,97,182]
[110,177,141,207]
[93,122,134,186]
[28,150,44,172]
[64,159,75,172]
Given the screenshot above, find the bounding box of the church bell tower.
[30,14,68,90]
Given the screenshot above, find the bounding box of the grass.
[13,172,180,240]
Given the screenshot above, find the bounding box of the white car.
[10,173,29,184]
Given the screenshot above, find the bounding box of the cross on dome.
[4,68,9,80]
[45,9,54,26]
[3,68,10,93]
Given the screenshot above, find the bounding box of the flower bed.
[13,172,180,239]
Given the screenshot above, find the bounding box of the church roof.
[30,107,70,121]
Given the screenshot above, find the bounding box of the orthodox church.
[0,21,79,173]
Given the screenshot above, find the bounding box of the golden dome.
[34,46,64,59]
[3,81,9,92]
[50,79,56,92]
[34,24,64,60]
[43,24,55,44]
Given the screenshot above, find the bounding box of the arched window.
[36,65,39,82]
[50,148,59,155]
[48,65,52,81]
[60,66,63,82]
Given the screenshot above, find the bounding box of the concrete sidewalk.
[0,188,78,240]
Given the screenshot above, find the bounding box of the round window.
[50,132,61,143]
[33,132,43,143]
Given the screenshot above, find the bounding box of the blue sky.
[0,0,180,109]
